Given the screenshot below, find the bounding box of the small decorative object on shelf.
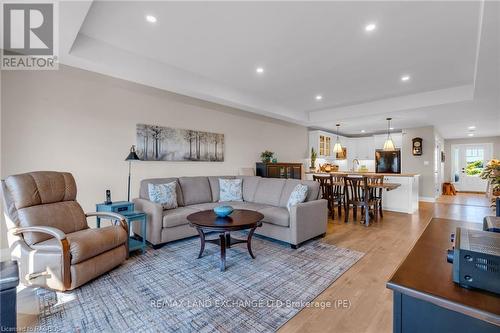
[105,190,112,205]
[213,205,234,217]
[272,157,278,163]
[260,150,274,163]
[310,147,317,171]
[412,137,423,156]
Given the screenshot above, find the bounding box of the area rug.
[36,233,363,333]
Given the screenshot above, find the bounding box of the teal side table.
[95,201,147,254]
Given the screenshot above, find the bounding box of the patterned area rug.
[36,233,363,332]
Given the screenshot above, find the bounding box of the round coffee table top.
[187,209,264,231]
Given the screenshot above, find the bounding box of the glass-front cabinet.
[309,130,347,158]
[319,135,331,156]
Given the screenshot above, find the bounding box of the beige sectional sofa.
[133,176,328,248]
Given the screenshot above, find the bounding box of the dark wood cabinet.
[256,163,302,179]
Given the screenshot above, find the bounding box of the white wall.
[401,126,437,200]
[443,136,500,182]
[1,65,308,249]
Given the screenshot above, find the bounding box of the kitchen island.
[305,171,419,214]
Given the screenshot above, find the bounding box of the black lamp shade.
[125,145,140,161]
[125,151,140,161]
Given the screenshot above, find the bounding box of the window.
[465,148,484,176]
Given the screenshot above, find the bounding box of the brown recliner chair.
[1,171,129,291]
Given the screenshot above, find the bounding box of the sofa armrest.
[289,199,328,245]
[12,226,71,289]
[133,198,163,245]
[85,212,128,232]
[12,226,66,240]
[85,212,129,256]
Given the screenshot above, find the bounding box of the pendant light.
[383,117,396,151]
[333,123,343,154]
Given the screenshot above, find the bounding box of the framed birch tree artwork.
[136,124,224,161]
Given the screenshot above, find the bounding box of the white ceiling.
[59,1,500,139]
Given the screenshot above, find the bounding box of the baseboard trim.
[420,197,436,203]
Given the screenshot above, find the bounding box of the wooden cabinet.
[256,163,302,179]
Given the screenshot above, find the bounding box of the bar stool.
[331,173,346,219]
[366,175,384,220]
[313,175,334,219]
[344,176,375,226]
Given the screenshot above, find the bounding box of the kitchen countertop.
[304,171,420,177]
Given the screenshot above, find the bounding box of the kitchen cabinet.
[354,137,375,160]
[309,130,348,159]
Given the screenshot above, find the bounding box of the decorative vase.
[213,205,234,217]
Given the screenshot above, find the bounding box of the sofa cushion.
[31,225,128,265]
[178,177,212,206]
[253,178,286,206]
[162,207,199,228]
[221,201,270,211]
[17,201,88,245]
[279,179,320,207]
[236,176,261,202]
[219,179,243,202]
[148,182,178,210]
[258,207,290,227]
[5,171,77,209]
[208,176,235,202]
[188,202,219,211]
[140,178,184,206]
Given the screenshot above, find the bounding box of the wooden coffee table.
[187,209,264,271]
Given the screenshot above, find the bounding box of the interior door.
[452,144,492,192]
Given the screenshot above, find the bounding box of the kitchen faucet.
[352,159,360,172]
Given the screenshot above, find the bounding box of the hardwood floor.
[279,194,491,333]
[16,194,493,333]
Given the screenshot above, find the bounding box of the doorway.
[451,143,492,192]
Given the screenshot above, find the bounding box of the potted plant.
[310,147,317,171]
[260,150,274,164]
[480,158,500,209]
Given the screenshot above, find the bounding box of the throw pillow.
[148,182,178,210]
[287,184,308,211]
[219,178,243,202]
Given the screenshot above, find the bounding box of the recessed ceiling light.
[401,75,411,82]
[468,126,476,130]
[315,95,323,101]
[468,133,474,137]
[146,15,157,23]
[361,130,366,133]
[365,23,377,32]
[256,67,264,74]
[389,127,394,130]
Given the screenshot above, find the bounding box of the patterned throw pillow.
[148,182,178,210]
[219,178,243,202]
[287,184,308,211]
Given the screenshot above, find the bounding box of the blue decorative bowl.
[213,205,234,217]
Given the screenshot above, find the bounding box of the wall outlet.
[424,161,430,166]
